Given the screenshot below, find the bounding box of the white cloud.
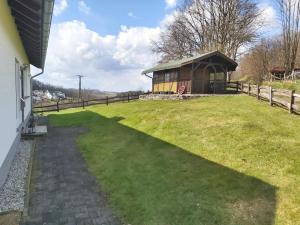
[40,21,161,92]
[128,12,138,19]
[258,3,280,35]
[78,1,91,15]
[53,0,68,16]
[165,0,177,9]
[160,11,179,29]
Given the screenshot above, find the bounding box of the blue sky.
[53,0,175,35]
[52,0,279,36]
[35,0,280,92]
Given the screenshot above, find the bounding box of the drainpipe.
[30,69,44,116]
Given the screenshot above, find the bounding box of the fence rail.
[33,83,300,115]
[232,82,300,114]
[33,94,140,113]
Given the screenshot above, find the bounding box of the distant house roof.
[8,0,54,69]
[142,50,238,74]
[270,67,300,73]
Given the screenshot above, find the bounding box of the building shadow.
[49,111,277,225]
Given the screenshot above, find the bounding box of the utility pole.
[75,75,84,99]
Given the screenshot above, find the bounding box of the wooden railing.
[237,82,300,114]
[33,83,300,115]
[226,81,240,93]
[33,94,140,113]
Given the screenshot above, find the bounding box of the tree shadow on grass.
[49,111,277,225]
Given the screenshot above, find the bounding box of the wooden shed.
[270,67,300,80]
[142,51,238,94]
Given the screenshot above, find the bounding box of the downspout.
[29,0,46,117]
[30,69,44,116]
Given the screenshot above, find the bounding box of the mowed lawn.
[48,96,300,225]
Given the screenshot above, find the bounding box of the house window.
[15,59,21,119]
[210,73,225,81]
[165,73,170,82]
[170,71,178,81]
[158,73,165,82]
[153,73,158,84]
[23,69,28,97]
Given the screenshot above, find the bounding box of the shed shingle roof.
[142,50,238,74]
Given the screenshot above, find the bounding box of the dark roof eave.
[8,0,54,69]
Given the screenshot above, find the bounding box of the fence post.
[236,81,239,93]
[269,86,273,106]
[289,90,295,113]
[106,96,109,106]
[248,83,251,95]
[82,99,85,109]
[257,84,260,100]
[128,93,130,102]
[241,82,244,93]
[57,101,59,112]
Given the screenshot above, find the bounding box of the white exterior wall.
[0,2,31,169]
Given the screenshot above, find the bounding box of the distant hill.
[32,80,144,99]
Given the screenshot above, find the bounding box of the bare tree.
[153,0,262,61]
[278,0,300,80]
[238,38,284,82]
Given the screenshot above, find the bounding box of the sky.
[33,0,281,92]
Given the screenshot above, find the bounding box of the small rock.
[0,140,33,213]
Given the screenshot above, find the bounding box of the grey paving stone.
[21,120,121,225]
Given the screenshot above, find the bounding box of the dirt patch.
[229,197,275,225]
[0,211,21,225]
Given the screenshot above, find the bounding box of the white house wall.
[0,1,31,186]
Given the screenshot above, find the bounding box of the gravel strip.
[0,140,33,213]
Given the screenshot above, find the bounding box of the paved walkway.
[21,124,121,225]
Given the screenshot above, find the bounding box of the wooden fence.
[33,94,140,113]
[235,82,300,114]
[33,83,300,115]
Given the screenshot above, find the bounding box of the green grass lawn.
[48,96,300,225]
[263,80,300,92]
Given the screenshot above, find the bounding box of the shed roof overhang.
[142,51,238,74]
[8,0,54,69]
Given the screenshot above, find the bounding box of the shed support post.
[211,65,217,94]
[223,67,227,93]
[190,63,194,93]
[214,72,216,94]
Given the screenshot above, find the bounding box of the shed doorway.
[192,69,210,94]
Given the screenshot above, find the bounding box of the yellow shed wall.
[153,81,178,93]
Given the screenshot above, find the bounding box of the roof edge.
[142,50,238,74]
[40,0,54,69]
